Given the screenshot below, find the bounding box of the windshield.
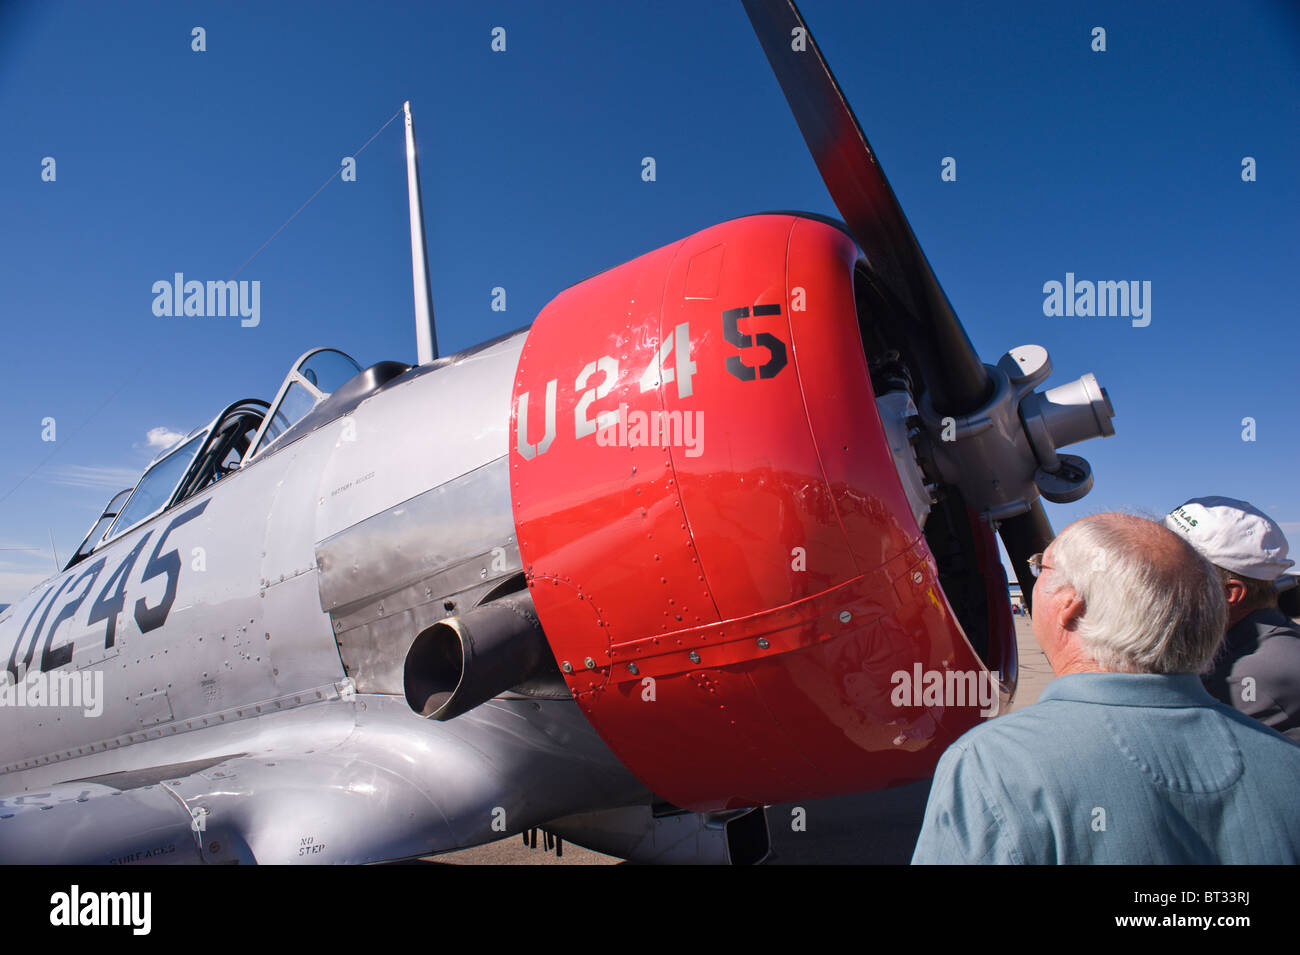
[66,487,134,568]
[103,434,206,541]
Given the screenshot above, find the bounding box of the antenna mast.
[404,100,438,364]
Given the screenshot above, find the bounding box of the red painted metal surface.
[509,214,995,811]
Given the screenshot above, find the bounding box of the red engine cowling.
[509,213,997,811]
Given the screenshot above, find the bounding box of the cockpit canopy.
[246,348,362,460]
[67,347,362,568]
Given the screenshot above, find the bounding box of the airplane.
[0,0,1114,864]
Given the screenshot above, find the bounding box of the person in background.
[912,513,1300,864]
[1164,496,1300,742]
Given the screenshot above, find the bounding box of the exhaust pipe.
[403,591,551,721]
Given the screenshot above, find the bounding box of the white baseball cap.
[1164,496,1294,581]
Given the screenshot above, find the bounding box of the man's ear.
[1058,590,1086,632]
[1223,578,1248,607]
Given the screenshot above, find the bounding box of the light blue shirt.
[912,672,1300,864]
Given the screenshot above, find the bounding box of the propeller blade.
[742,1,1070,612]
[740,0,988,415]
[997,501,1055,614]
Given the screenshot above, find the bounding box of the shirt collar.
[1224,608,1295,653]
[1236,607,1295,634]
[1036,672,1219,708]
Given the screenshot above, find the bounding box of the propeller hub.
[911,344,1115,524]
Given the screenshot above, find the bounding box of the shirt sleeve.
[911,739,1022,864]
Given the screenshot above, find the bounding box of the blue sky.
[1,0,1297,604]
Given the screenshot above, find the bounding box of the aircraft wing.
[0,693,648,864]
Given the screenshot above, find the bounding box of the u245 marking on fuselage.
[3,500,210,679]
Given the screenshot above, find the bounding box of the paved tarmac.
[434,616,1051,865]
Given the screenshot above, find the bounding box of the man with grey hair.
[1164,496,1300,741]
[912,513,1300,864]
